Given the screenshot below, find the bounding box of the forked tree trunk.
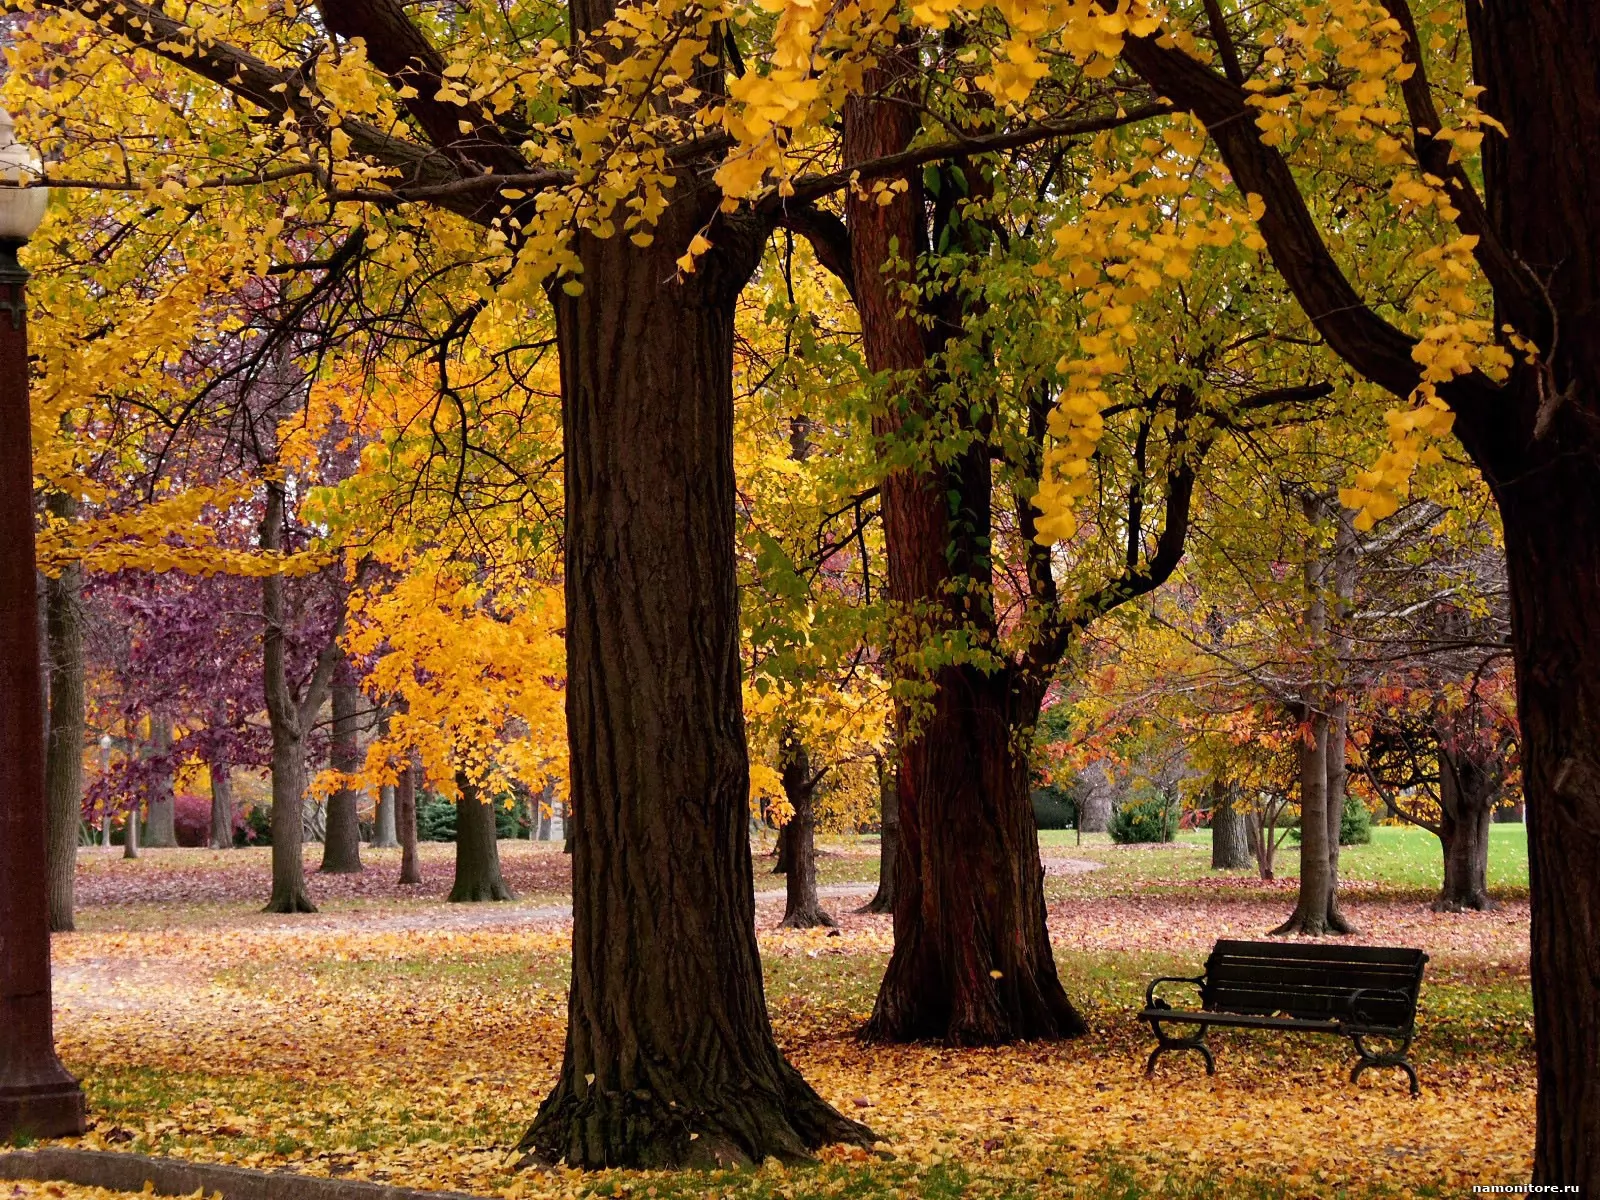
[865,672,1084,1043]
[142,714,177,848]
[207,763,234,850]
[396,765,421,885]
[320,659,364,874]
[517,206,869,1168]
[449,771,514,903]
[1210,785,1252,870]
[778,731,832,929]
[858,751,898,913]
[1435,743,1498,912]
[43,501,84,932]
[371,784,399,848]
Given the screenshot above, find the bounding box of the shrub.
[173,793,212,846]
[417,796,522,842]
[1108,790,1179,844]
[236,804,272,846]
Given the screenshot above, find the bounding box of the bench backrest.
[1204,939,1427,1029]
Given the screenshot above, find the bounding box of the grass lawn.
[22,832,1535,1200]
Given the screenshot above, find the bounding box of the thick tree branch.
[775,204,855,298]
[315,0,531,179]
[33,0,485,220]
[1378,0,1533,323]
[1114,29,1508,440]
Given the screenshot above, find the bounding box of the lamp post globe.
[0,103,86,1142]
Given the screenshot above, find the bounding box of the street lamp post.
[0,105,86,1141]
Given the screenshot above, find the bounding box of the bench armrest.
[1344,986,1414,1028]
[1145,975,1207,1010]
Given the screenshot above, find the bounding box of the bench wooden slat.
[1210,939,1425,967]
[1139,1008,1344,1034]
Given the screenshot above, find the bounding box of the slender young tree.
[43,493,85,932]
[319,655,364,874]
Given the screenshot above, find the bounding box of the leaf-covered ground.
[25,830,1535,1199]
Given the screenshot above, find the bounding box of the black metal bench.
[1140,938,1427,1094]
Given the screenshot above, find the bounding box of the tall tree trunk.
[43,493,83,933]
[772,816,793,874]
[1322,694,1354,931]
[320,657,364,874]
[1321,505,1358,931]
[846,63,1081,1045]
[778,729,831,929]
[207,762,234,850]
[371,784,398,848]
[121,805,138,859]
[449,771,514,902]
[517,201,868,1168]
[858,751,898,913]
[261,483,319,914]
[1272,710,1334,935]
[396,764,421,885]
[1210,784,1252,870]
[142,714,176,848]
[1435,743,1498,912]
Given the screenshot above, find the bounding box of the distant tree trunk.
[371,784,398,848]
[396,764,421,885]
[1494,799,1525,824]
[207,762,234,850]
[518,201,868,1167]
[1210,785,1252,870]
[142,714,177,848]
[535,786,553,841]
[449,771,514,902]
[43,496,84,932]
[320,657,364,874]
[777,730,832,929]
[858,751,898,913]
[1435,743,1499,912]
[122,807,139,859]
[772,818,794,874]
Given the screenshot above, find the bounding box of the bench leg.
[1348,1033,1420,1096]
[1145,1021,1214,1078]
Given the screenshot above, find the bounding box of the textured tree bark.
[517,196,869,1166]
[1322,507,1358,931]
[1272,711,1335,936]
[864,671,1084,1043]
[777,730,831,929]
[142,714,177,848]
[207,763,234,850]
[260,483,339,914]
[449,771,514,902]
[320,658,364,874]
[43,493,84,933]
[395,765,421,886]
[843,56,1082,1045]
[371,784,398,848]
[857,752,898,913]
[1209,785,1252,870]
[1435,743,1498,912]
